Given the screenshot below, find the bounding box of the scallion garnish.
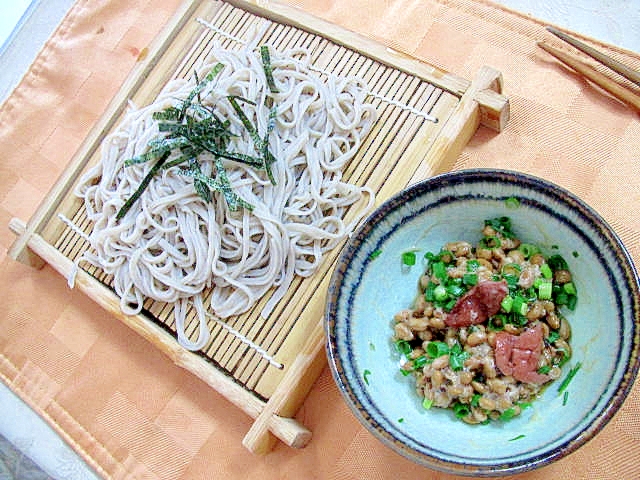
[426,341,449,359]
[562,390,569,406]
[509,434,526,441]
[548,254,569,271]
[484,216,515,238]
[499,407,517,421]
[463,272,478,286]
[363,369,371,385]
[505,197,520,209]
[453,402,471,419]
[538,280,553,300]
[540,263,553,279]
[402,251,417,266]
[547,331,560,344]
[558,362,582,394]
[413,355,428,369]
[422,398,434,410]
[500,295,514,313]
[369,249,382,260]
[395,339,412,356]
[518,243,540,259]
[448,342,470,371]
[479,236,502,250]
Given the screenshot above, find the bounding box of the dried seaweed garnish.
[116,53,280,220]
[116,150,171,220]
[260,45,280,94]
[227,95,277,185]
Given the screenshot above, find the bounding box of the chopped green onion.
[538,365,551,374]
[509,434,526,441]
[501,295,514,313]
[572,251,580,258]
[447,284,466,297]
[363,369,371,385]
[505,197,520,209]
[433,284,448,301]
[512,295,528,316]
[563,282,577,295]
[466,260,480,272]
[562,391,569,406]
[413,355,428,369]
[432,261,448,281]
[463,273,478,286]
[479,236,501,250]
[426,341,450,358]
[548,254,569,271]
[499,408,517,421]
[538,281,553,300]
[438,250,455,264]
[443,298,458,312]
[566,294,578,311]
[503,273,519,289]
[424,282,437,302]
[453,402,471,419]
[554,291,569,306]
[540,263,553,279]
[484,217,515,238]
[488,315,505,331]
[471,394,481,408]
[518,243,540,259]
[395,339,412,356]
[449,343,469,371]
[558,362,582,394]
[402,251,417,266]
[398,418,405,423]
[556,348,571,366]
[547,331,560,344]
[422,398,434,410]
[369,249,382,260]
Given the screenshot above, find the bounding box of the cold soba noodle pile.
[75,42,377,350]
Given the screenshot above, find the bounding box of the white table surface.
[0,1,638,479]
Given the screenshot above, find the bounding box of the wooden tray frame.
[8,0,509,454]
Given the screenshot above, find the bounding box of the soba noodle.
[75,43,377,350]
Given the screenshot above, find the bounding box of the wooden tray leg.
[242,318,325,454]
[409,65,510,183]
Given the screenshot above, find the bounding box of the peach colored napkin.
[1,0,639,479]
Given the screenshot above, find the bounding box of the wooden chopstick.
[546,26,640,86]
[537,41,640,112]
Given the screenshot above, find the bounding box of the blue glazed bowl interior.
[325,169,640,476]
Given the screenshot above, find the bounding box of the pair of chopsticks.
[538,26,640,112]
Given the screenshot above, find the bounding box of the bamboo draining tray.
[8,0,509,454]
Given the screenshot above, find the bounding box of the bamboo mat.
[1,0,639,478]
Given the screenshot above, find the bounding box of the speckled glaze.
[325,169,640,477]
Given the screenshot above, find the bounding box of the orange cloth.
[1,0,639,478]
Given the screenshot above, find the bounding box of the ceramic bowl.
[325,169,640,476]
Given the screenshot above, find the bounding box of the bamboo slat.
[8,0,509,453]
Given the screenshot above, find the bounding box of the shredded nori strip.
[116,150,171,219]
[260,45,280,94]
[116,51,281,220]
